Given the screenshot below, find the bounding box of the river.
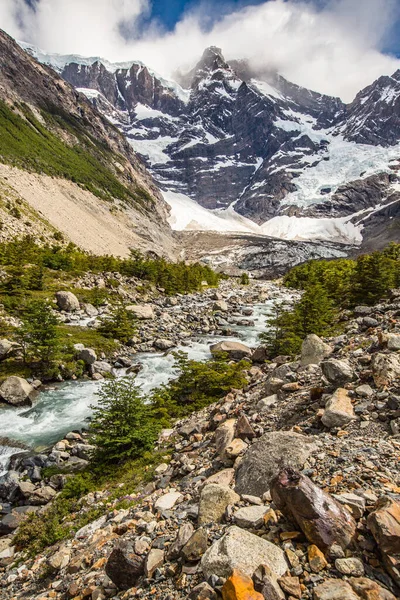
[0,291,292,476]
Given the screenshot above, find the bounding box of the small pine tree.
[17,299,60,371]
[89,378,160,466]
[98,304,136,343]
[240,273,250,285]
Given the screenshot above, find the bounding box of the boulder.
[235,432,316,497]
[367,496,400,555]
[154,491,183,511]
[181,528,208,562]
[144,548,164,578]
[213,300,229,312]
[210,341,252,360]
[301,335,333,366]
[78,348,97,365]
[321,359,354,386]
[126,304,154,320]
[0,377,37,407]
[233,505,269,529]
[105,539,144,589]
[252,345,269,363]
[92,361,113,375]
[222,569,264,600]
[313,580,359,600]
[387,334,400,351]
[154,338,175,351]
[271,468,356,552]
[198,484,240,525]
[321,388,356,429]
[55,291,80,312]
[167,522,194,560]
[372,353,400,387]
[201,525,287,579]
[0,339,13,360]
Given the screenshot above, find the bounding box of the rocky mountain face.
[24,44,400,249]
[1,280,400,599]
[0,30,175,258]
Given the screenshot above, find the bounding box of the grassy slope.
[0,100,154,209]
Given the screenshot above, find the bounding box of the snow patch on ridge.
[282,137,400,207]
[163,191,362,244]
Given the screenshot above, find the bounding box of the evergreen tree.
[98,304,136,343]
[89,378,160,466]
[17,299,60,370]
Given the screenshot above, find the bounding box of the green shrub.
[240,273,250,285]
[151,352,250,421]
[89,377,161,467]
[97,304,136,343]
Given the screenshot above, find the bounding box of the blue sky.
[147,0,400,56]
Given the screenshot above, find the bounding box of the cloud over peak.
[1,0,400,101]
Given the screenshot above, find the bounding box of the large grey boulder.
[210,341,252,360]
[321,359,354,386]
[235,431,316,497]
[201,526,287,579]
[301,335,333,366]
[78,348,97,365]
[213,300,228,312]
[126,304,154,320]
[0,339,14,361]
[321,388,356,429]
[0,376,37,406]
[154,338,175,351]
[198,484,240,525]
[55,291,80,312]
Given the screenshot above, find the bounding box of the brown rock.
[181,528,208,562]
[235,414,256,440]
[188,582,218,600]
[367,496,400,555]
[314,579,359,600]
[349,577,397,599]
[371,353,400,387]
[222,569,264,600]
[278,576,302,598]
[308,544,328,572]
[321,388,356,429]
[105,540,144,589]
[167,522,194,560]
[270,468,356,552]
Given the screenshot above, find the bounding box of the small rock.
[222,569,264,600]
[321,359,354,386]
[233,505,269,529]
[321,388,356,429]
[181,528,208,562]
[308,544,328,573]
[145,549,164,578]
[335,557,364,576]
[198,484,240,525]
[154,491,183,511]
[301,335,333,366]
[314,579,359,600]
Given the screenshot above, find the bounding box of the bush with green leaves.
[240,273,250,285]
[261,283,336,358]
[151,351,250,421]
[16,299,61,374]
[89,377,161,467]
[98,304,136,343]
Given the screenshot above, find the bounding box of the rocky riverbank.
[0,288,399,600]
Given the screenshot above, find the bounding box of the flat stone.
[126,304,155,319]
[145,548,164,578]
[308,544,328,573]
[210,341,252,360]
[314,579,359,600]
[333,493,366,519]
[154,491,183,511]
[367,496,400,555]
[201,525,288,579]
[203,469,235,488]
[233,505,269,529]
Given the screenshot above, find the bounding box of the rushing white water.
[0,298,282,472]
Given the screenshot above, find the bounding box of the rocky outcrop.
[0,377,37,407]
[235,432,316,497]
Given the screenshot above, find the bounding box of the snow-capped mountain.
[22,43,400,249]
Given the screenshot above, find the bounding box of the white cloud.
[1,0,400,101]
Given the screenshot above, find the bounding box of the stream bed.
[0,295,289,475]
